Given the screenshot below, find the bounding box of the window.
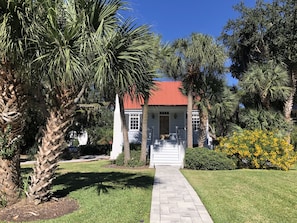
[129,113,140,130]
[192,112,200,131]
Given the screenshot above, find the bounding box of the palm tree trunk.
[0,62,26,205]
[283,70,296,123]
[283,70,296,143]
[198,109,208,148]
[187,91,193,148]
[0,151,22,206]
[118,95,130,165]
[27,88,75,204]
[140,96,149,162]
[27,110,70,204]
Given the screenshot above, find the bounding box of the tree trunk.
[187,91,193,148]
[118,95,130,165]
[27,110,71,204]
[198,108,208,148]
[140,96,149,162]
[283,70,296,123]
[27,88,75,204]
[283,69,296,143]
[0,62,26,205]
[0,151,22,206]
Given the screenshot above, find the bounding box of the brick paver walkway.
[150,166,213,223]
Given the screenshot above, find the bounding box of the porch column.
[110,94,123,159]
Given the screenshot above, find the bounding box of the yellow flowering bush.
[216,129,297,171]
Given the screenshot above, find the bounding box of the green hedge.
[61,144,110,160]
[79,144,110,155]
[184,147,236,170]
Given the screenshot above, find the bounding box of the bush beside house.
[184,147,236,170]
[216,129,297,171]
[115,150,147,167]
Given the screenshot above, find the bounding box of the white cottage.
[111,81,209,168]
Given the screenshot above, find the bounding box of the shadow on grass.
[53,171,154,198]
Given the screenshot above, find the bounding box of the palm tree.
[0,0,33,205]
[239,60,291,110]
[27,0,122,204]
[138,36,167,163]
[162,33,227,148]
[94,20,154,165]
[211,85,240,137]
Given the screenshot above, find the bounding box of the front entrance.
[159,112,169,139]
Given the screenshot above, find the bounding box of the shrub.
[130,143,141,151]
[216,129,297,171]
[184,147,236,170]
[61,146,80,160]
[61,144,110,160]
[115,150,146,167]
[290,125,297,151]
[79,144,110,156]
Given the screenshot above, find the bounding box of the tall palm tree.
[138,36,168,163]
[27,0,122,204]
[162,33,227,148]
[0,0,33,205]
[94,20,153,165]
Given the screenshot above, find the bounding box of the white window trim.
[129,113,141,131]
[192,111,200,131]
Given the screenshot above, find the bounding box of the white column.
[110,94,123,159]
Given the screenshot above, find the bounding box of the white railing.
[149,138,186,168]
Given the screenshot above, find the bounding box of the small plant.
[184,147,236,170]
[290,125,297,151]
[23,175,30,197]
[115,150,146,167]
[216,129,297,170]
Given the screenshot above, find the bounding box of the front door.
[159,113,169,137]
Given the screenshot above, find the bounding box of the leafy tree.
[221,0,297,124]
[238,108,291,132]
[73,103,113,145]
[162,33,227,148]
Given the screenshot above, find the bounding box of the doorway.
[159,112,169,138]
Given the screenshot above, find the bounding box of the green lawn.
[19,160,297,223]
[21,160,154,223]
[182,165,297,223]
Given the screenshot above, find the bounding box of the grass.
[19,160,297,223]
[21,160,154,223]
[182,165,297,223]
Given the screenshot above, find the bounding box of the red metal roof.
[124,81,187,109]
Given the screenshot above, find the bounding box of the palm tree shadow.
[53,171,154,198]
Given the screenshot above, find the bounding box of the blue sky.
[124,0,261,85]
[127,0,259,42]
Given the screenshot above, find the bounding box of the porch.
[126,108,198,168]
[148,127,187,168]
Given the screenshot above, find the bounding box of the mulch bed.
[0,197,79,222]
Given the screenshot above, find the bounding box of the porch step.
[150,144,181,167]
